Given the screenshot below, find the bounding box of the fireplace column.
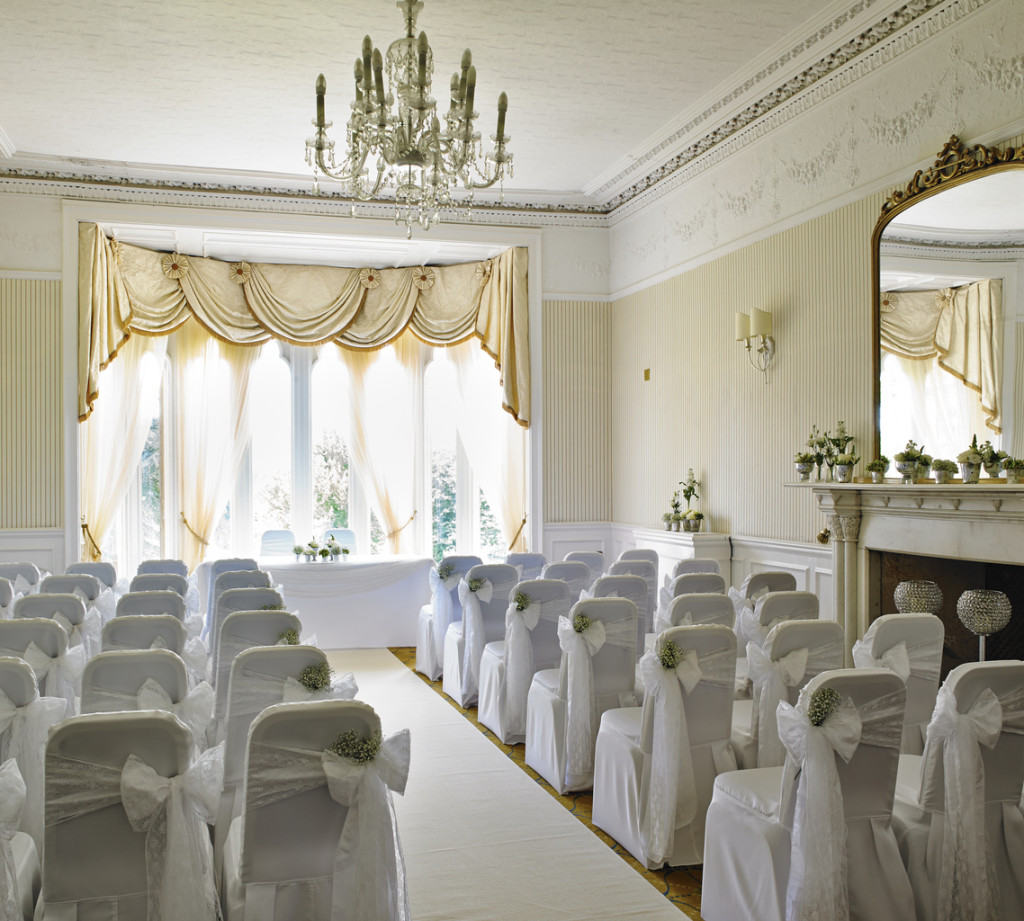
[815,488,862,666]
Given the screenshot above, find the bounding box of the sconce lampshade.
[750,308,773,337]
[735,312,750,341]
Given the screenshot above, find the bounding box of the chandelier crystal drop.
[305,0,513,236]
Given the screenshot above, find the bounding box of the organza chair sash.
[638,643,735,866]
[427,569,460,663]
[502,595,569,737]
[0,758,26,921]
[86,678,215,753]
[92,589,117,625]
[777,687,905,921]
[852,631,942,683]
[458,578,503,703]
[12,575,35,597]
[44,745,223,921]
[926,683,1024,921]
[230,667,359,720]
[557,613,635,777]
[734,595,792,651]
[19,640,84,716]
[0,688,65,851]
[748,638,844,767]
[243,733,411,921]
[54,609,102,661]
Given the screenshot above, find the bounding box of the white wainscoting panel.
[730,535,833,621]
[0,528,67,574]
[542,522,622,568]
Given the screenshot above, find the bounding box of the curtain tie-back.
[80,518,101,561]
[386,511,417,541]
[507,516,527,552]
[179,513,208,546]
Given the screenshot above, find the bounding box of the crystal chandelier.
[305,0,512,236]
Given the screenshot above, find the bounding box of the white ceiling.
[0,0,868,210]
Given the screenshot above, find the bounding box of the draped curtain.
[879,280,1002,434]
[78,223,530,427]
[79,333,167,560]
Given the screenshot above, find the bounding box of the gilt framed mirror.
[871,136,1024,466]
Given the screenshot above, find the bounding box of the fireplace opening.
[871,551,1024,678]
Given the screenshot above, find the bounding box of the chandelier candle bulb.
[735,312,750,341]
[417,32,428,88]
[496,92,507,141]
[316,74,326,124]
[460,49,472,102]
[362,36,373,94]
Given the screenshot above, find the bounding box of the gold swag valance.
[78,222,530,426]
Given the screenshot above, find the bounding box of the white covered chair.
[731,619,845,769]
[541,560,592,602]
[102,613,186,655]
[209,609,303,744]
[735,590,820,653]
[0,757,39,921]
[39,573,102,605]
[891,660,1024,921]
[702,668,913,921]
[0,564,41,597]
[655,592,735,634]
[65,561,117,589]
[670,558,720,578]
[477,579,571,744]
[322,528,357,553]
[655,572,726,628]
[42,710,220,921]
[116,589,187,621]
[0,577,13,619]
[608,559,658,633]
[259,528,296,556]
[221,699,410,921]
[210,586,285,679]
[525,597,638,793]
[505,552,547,582]
[214,645,358,864]
[442,564,518,707]
[0,618,82,716]
[584,574,649,659]
[618,548,659,571]
[414,554,481,681]
[14,592,101,660]
[593,624,737,868]
[210,569,272,628]
[0,656,65,854]
[137,558,188,578]
[729,569,798,622]
[129,571,189,596]
[852,613,944,754]
[564,550,606,585]
[202,557,260,618]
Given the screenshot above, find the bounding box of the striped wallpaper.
[0,278,63,528]
[542,300,612,523]
[610,193,887,543]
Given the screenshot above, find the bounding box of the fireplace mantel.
[806,483,1024,662]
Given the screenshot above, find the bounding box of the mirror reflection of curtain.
[879,281,1002,460]
[79,334,166,560]
[173,320,258,570]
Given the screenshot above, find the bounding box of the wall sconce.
[735,308,775,382]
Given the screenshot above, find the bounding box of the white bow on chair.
[120,744,223,921]
[0,758,26,921]
[91,589,117,624]
[137,678,216,753]
[12,575,33,597]
[427,567,460,663]
[22,640,84,717]
[556,615,608,777]
[851,639,911,681]
[777,694,862,921]
[181,636,209,687]
[502,598,543,737]
[747,643,809,767]
[458,579,493,702]
[53,609,102,661]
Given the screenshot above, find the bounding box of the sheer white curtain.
[451,341,528,552]
[342,339,418,554]
[79,333,167,560]
[173,320,258,570]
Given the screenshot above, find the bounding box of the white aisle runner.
[325,649,684,921]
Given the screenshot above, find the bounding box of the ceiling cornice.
[0,0,986,225]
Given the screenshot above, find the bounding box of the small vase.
[294,553,302,562]
[672,520,681,532]
[664,520,672,531]
[894,580,943,614]
[825,462,835,482]
[870,470,885,484]
[933,469,952,485]
[795,462,813,482]
[894,460,916,485]
[984,462,1002,478]
[959,462,981,484]
[815,463,823,481]
[834,464,854,484]
[1006,468,1022,484]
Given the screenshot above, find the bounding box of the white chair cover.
[229,666,359,720]
[702,669,912,921]
[581,575,649,657]
[892,661,1024,921]
[540,561,592,601]
[653,592,734,635]
[0,579,13,620]
[735,591,819,652]
[852,613,943,753]
[102,614,185,655]
[0,757,29,921]
[116,590,187,621]
[130,573,189,597]
[45,740,222,920]
[210,587,285,677]
[20,641,83,718]
[505,552,547,582]
[0,677,65,854]
[670,558,720,578]
[459,578,494,704]
[0,565,40,598]
[136,560,188,578]
[414,555,480,681]
[593,625,737,869]
[608,560,658,633]
[728,569,796,625]
[656,573,726,625]
[563,551,606,585]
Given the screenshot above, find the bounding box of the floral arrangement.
[666,488,683,520]
[298,661,333,692]
[835,452,859,467]
[680,469,700,509]
[572,613,592,633]
[330,728,383,763]
[260,603,285,611]
[894,439,931,467]
[931,458,957,473]
[658,639,685,669]
[794,451,816,464]
[979,440,1008,466]
[807,686,842,727]
[293,544,304,556]
[308,539,320,551]
[866,456,889,474]
[514,591,531,611]
[1002,457,1024,470]
[802,422,859,478]
[319,547,330,559]
[829,420,854,456]
[806,425,831,467]
[277,628,300,645]
[437,561,454,580]
[662,512,673,523]
[685,510,704,521]
[467,578,485,593]
[957,435,983,465]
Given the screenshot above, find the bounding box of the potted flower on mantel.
[794,451,816,482]
[979,440,1008,478]
[1002,457,1024,484]
[957,435,983,483]
[931,458,957,484]
[834,450,859,483]
[894,440,929,485]
[866,456,889,484]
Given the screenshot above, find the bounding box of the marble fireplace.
[812,483,1024,667]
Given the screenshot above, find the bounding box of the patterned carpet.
[388,647,703,920]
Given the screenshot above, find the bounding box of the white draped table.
[199,556,434,649]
